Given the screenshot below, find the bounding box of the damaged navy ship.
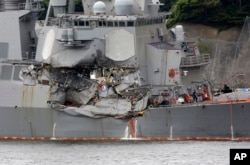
[1,0,250,141]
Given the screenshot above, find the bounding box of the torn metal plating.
[20,64,150,118]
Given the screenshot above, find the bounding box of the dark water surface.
[0,140,249,165]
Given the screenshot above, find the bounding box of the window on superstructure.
[119,21,125,27]
[98,21,103,27]
[79,20,84,26]
[74,20,79,26]
[0,43,8,59]
[99,20,106,27]
[85,21,90,26]
[127,21,134,27]
[0,65,12,80]
[107,21,113,27]
[13,66,23,81]
[114,21,118,27]
[103,21,106,26]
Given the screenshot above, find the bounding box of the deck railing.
[22,52,36,60]
[180,54,210,67]
[18,2,44,11]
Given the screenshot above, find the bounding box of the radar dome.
[175,25,184,41]
[114,0,133,16]
[93,1,106,15]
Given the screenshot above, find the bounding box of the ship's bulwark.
[1,102,250,140]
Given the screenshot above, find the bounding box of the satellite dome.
[93,1,106,15]
[114,0,133,16]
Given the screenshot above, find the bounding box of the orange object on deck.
[183,94,191,103]
[169,97,176,104]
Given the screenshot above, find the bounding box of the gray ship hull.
[1,102,250,141]
[1,0,250,141]
[0,107,129,140]
[137,102,250,140]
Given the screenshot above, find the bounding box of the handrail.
[180,54,210,67]
[18,2,44,11]
[22,52,36,60]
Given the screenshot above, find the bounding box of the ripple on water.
[0,140,249,165]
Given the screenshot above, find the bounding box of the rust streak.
[30,86,34,108]
[128,119,135,138]
[22,86,26,108]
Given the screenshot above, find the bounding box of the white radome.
[114,0,133,15]
[93,1,106,15]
